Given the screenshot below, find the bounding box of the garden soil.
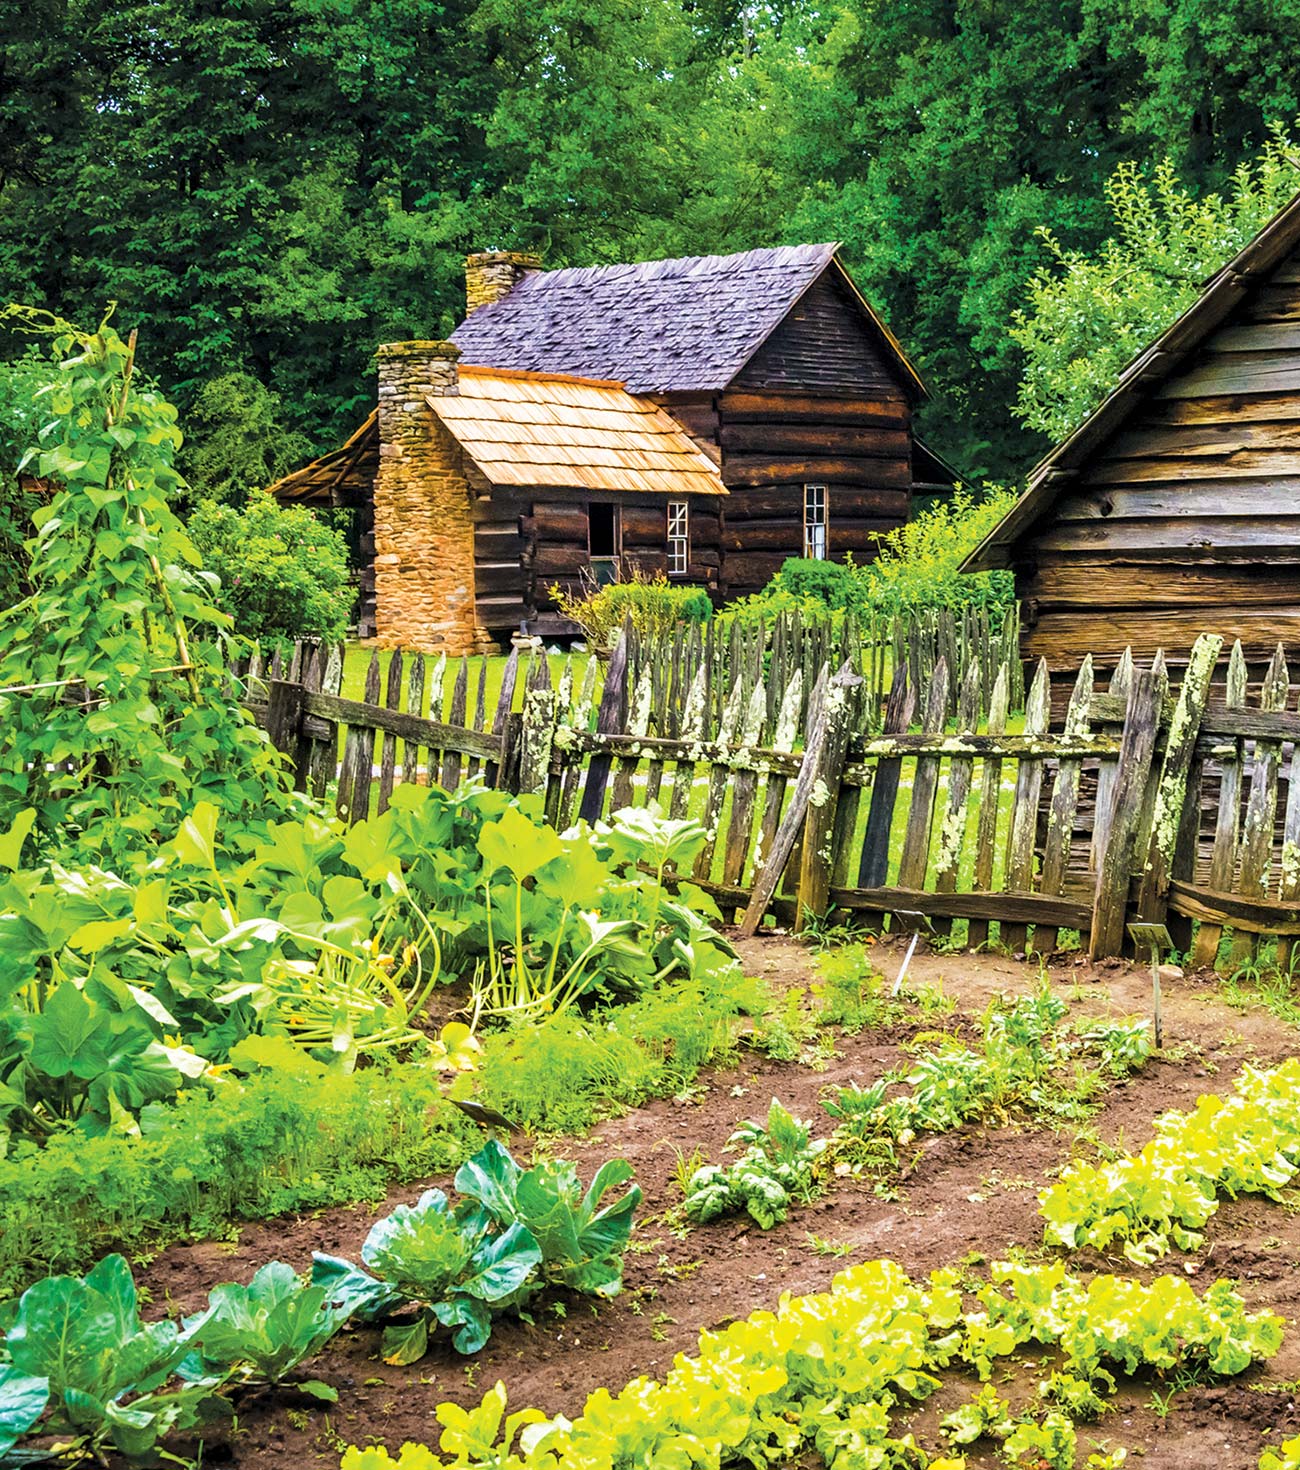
[138,937,1300,1469]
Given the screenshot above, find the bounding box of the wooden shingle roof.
[450,244,923,397]
[434,368,725,495]
[268,368,725,504]
[269,411,378,505]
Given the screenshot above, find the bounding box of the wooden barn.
[962,190,1300,680]
[271,243,945,652]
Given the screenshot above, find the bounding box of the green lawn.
[340,643,588,720]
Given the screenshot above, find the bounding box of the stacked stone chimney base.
[373,339,495,656]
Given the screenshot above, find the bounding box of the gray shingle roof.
[449,243,843,394]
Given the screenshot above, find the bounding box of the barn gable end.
[964,190,1300,674]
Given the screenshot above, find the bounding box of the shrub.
[177,371,313,507]
[550,567,712,649]
[866,486,1017,615]
[767,557,862,610]
[721,488,1017,628]
[189,488,353,643]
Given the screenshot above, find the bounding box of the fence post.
[1136,633,1220,926]
[265,678,305,765]
[518,658,558,798]
[305,642,344,800]
[739,662,856,938]
[794,663,864,930]
[577,631,630,825]
[1090,667,1162,958]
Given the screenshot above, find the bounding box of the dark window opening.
[589,503,619,557]
[588,502,620,552]
[588,503,620,585]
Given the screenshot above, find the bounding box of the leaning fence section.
[243,626,1300,974]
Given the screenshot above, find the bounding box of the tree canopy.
[4,0,1300,482]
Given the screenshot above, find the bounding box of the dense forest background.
[5,0,1300,487]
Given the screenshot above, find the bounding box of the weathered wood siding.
[731,270,907,397]
[1019,247,1300,672]
[662,388,914,598]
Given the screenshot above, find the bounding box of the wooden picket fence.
[622,603,1022,737]
[242,627,1300,973]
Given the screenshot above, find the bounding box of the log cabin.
[271,244,944,652]
[962,190,1300,682]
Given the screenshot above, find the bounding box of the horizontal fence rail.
[240,622,1300,973]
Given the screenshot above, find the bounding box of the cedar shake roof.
[432,367,725,496]
[268,367,725,504]
[450,244,924,397]
[962,189,1300,572]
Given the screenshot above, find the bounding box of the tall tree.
[4,0,1300,482]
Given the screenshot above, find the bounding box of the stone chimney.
[465,250,541,314]
[372,340,489,655]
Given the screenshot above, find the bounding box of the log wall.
[491,490,725,636]
[1018,248,1300,673]
[708,390,914,598]
[659,273,923,599]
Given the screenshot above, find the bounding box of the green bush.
[866,486,1017,616]
[766,557,861,611]
[189,488,353,643]
[550,568,712,649]
[722,488,1017,627]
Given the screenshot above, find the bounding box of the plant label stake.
[891,910,933,996]
[1128,921,1172,1050]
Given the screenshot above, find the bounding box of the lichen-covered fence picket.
[243,627,1300,971]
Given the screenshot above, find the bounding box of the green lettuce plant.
[1039,1058,1300,1265]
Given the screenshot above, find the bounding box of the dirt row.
[138,937,1300,1468]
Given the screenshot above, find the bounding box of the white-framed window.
[804,484,827,560]
[667,500,689,575]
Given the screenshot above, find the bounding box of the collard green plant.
[0,1361,48,1457]
[454,1139,641,1296]
[0,1252,228,1460]
[311,1141,640,1362]
[312,1188,542,1361]
[180,1260,346,1400]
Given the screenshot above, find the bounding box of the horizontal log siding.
[512,489,723,627]
[1018,243,1300,673]
[713,390,913,597]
